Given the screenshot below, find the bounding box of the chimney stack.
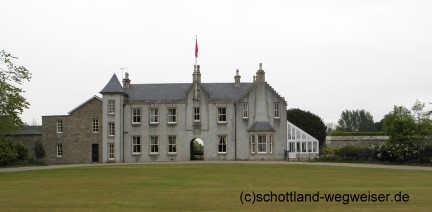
[234,69,241,88]
[123,72,131,88]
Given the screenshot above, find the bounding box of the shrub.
[327,131,387,136]
[0,138,18,165]
[34,142,45,162]
[418,145,432,163]
[14,142,28,161]
[319,147,338,160]
[336,146,374,161]
[371,143,418,163]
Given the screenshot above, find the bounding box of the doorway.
[190,138,204,160]
[92,144,99,162]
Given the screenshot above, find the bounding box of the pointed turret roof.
[100,74,124,94]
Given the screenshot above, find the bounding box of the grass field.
[0,163,431,211]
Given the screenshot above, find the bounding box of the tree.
[337,109,376,132]
[34,142,45,163]
[287,108,327,147]
[0,50,31,135]
[383,102,432,144]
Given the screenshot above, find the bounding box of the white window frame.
[168,136,177,154]
[57,120,63,133]
[218,135,227,154]
[257,135,267,153]
[150,108,159,124]
[217,107,227,123]
[168,108,177,124]
[92,119,99,133]
[274,102,280,119]
[108,143,115,160]
[269,135,273,154]
[108,122,115,136]
[250,135,256,154]
[193,107,200,122]
[108,100,115,114]
[243,103,248,119]
[132,136,141,155]
[150,136,159,154]
[132,108,141,124]
[57,144,63,158]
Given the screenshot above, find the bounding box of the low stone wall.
[287,153,319,161]
[326,136,432,149]
[325,136,388,149]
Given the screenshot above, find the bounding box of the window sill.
[149,122,159,125]
[108,135,115,137]
[132,122,141,126]
[168,152,177,155]
[57,132,63,134]
[242,117,248,119]
[57,156,63,158]
[92,132,99,134]
[217,121,227,124]
[108,113,115,115]
[167,122,177,125]
[218,152,227,155]
[274,117,280,120]
[257,152,268,154]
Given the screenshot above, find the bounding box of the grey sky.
[1,0,431,125]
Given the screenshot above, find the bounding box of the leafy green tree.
[0,137,18,165]
[0,50,31,135]
[287,108,327,147]
[337,109,376,132]
[383,102,432,144]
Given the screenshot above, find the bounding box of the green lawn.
[0,163,431,211]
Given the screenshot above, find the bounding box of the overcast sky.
[1,0,431,125]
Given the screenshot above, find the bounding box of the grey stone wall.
[7,134,42,159]
[42,97,102,164]
[326,136,389,148]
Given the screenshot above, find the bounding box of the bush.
[14,142,28,161]
[336,146,374,161]
[0,138,31,165]
[319,147,338,160]
[419,145,432,163]
[0,138,18,165]
[34,142,45,162]
[371,143,418,163]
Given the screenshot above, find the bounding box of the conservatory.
[287,121,320,160]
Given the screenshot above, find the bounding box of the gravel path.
[1,161,431,173]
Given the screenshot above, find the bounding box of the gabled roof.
[247,121,275,132]
[125,83,191,101]
[201,83,253,101]
[100,74,124,94]
[68,95,102,114]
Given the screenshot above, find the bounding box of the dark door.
[92,144,99,162]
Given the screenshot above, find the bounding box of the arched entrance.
[190,138,204,160]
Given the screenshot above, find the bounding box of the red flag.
[195,38,198,58]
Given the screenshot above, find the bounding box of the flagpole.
[195,35,198,66]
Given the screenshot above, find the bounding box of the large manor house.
[37,63,319,164]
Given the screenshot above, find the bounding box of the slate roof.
[247,121,275,132]
[201,83,253,101]
[6,126,42,136]
[100,74,124,94]
[125,83,191,101]
[121,82,254,101]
